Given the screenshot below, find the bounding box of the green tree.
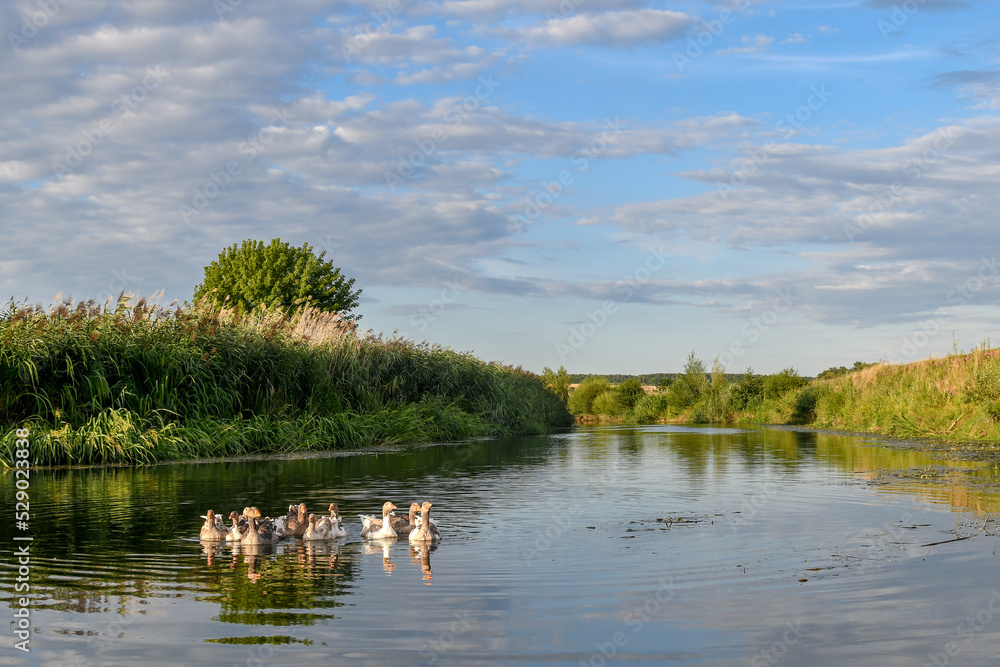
[667,351,708,412]
[629,392,670,423]
[616,377,645,411]
[541,366,572,404]
[730,367,764,410]
[763,367,807,399]
[817,361,875,380]
[567,376,610,414]
[194,239,362,320]
[591,389,621,416]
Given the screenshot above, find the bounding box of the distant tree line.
[815,361,876,380]
[553,351,824,424]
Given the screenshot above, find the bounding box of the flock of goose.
[199,501,441,546]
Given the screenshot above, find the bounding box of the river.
[2,424,999,666]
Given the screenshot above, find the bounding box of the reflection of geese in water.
[240,551,263,582]
[302,540,341,573]
[409,542,438,583]
[221,542,268,582]
[201,539,223,566]
[303,539,341,558]
[362,537,398,575]
[200,516,351,586]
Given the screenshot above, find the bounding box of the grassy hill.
[806,349,1000,440]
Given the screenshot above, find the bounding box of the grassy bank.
[807,350,1000,440]
[567,348,1000,443]
[1,297,571,467]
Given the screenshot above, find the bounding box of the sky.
[2,0,1000,376]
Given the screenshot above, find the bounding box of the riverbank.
[571,348,1000,445]
[807,349,1000,441]
[0,297,572,467]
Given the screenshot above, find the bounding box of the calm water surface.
[3,424,1000,666]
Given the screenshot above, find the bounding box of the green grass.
[566,348,1000,444]
[0,297,571,467]
[807,349,1000,440]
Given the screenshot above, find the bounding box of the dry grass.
[811,347,1000,441]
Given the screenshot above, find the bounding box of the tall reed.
[0,296,571,466]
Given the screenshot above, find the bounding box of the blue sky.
[2,0,1000,376]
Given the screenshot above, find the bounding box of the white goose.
[360,502,398,539]
[317,502,347,539]
[303,513,326,541]
[225,510,248,542]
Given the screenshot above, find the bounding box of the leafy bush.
[816,361,876,380]
[791,385,828,424]
[591,390,622,417]
[567,376,610,414]
[763,368,807,400]
[730,367,764,410]
[628,393,670,423]
[616,378,645,411]
[666,351,708,413]
[541,366,571,404]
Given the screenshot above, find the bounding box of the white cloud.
[517,9,690,48]
[0,0,743,307]
[438,0,642,18]
[932,67,1000,109]
[717,33,774,55]
[2,0,997,370]
[590,118,1000,325]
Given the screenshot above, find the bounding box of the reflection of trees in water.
[0,433,555,549]
[7,425,1000,631]
[0,433,555,631]
[42,584,153,615]
[3,539,356,630]
[568,424,1000,515]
